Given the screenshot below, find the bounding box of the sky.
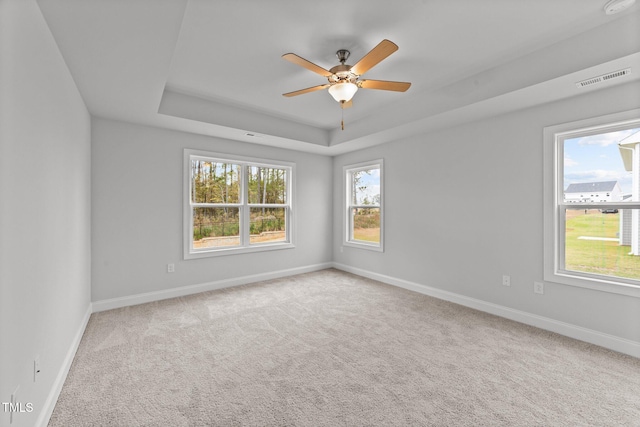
[564,127,640,194]
[354,168,381,204]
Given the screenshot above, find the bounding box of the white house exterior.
[618,130,640,255]
[564,181,622,203]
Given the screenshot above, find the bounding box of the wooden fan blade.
[350,39,398,76]
[282,53,333,77]
[359,79,411,92]
[340,100,353,109]
[283,84,330,97]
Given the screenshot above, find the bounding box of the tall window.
[544,110,640,297]
[344,160,383,251]
[184,150,294,259]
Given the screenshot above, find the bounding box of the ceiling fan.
[281,39,411,115]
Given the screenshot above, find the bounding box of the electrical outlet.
[534,281,544,294]
[502,275,510,286]
[167,263,175,273]
[34,356,41,382]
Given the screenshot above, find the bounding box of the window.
[344,159,383,251]
[184,149,294,259]
[543,109,640,297]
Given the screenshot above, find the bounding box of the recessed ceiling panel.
[36,0,639,153]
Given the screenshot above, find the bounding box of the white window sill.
[185,242,295,260]
[546,270,640,298]
[344,240,384,252]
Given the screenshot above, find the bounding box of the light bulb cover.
[328,82,358,102]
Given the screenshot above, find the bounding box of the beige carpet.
[49,269,640,426]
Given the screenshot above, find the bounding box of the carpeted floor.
[49,269,640,426]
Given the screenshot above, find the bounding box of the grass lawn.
[565,209,640,280]
[353,227,380,243]
[353,211,380,243]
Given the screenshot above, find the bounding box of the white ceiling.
[37,0,640,155]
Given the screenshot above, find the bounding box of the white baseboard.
[332,263,640,359]
[92,262,334,312]
[36,302,92,427]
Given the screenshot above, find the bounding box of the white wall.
[0,1,92,426]
[91,118,333,303]
[333,81,640,346]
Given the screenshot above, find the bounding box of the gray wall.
[2,2,638,426]
[91,118,333,302]
[333,81,640,343]
[0,1,92,426]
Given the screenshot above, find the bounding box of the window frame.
[343,159,384,252]
[184,149,295,259]
[543,109,640,298]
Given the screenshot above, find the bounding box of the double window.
[344,160,384,251]
[544,110,640,297]
[184,150,294,258]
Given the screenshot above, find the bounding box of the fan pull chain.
[341,101,345,130]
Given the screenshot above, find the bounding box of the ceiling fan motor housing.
[328,64,358,84]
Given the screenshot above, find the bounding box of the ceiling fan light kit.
[282,39,411,129]
[328,82,358,103]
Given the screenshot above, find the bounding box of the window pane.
[249,207,286,244]
[564,208,640,281]
[192,207,240,248]
[351,169,380,205]
[351,207,380,243]
[247,167,287,204]
[563,128,640,204]
[191,160,240,203]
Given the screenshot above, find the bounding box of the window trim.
[543,109,640,298]
[343,159,384,252]
[184,149,295,259]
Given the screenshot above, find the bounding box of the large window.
[184,150,294,259]
[544,110,640,297]
[344,160,383,251]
